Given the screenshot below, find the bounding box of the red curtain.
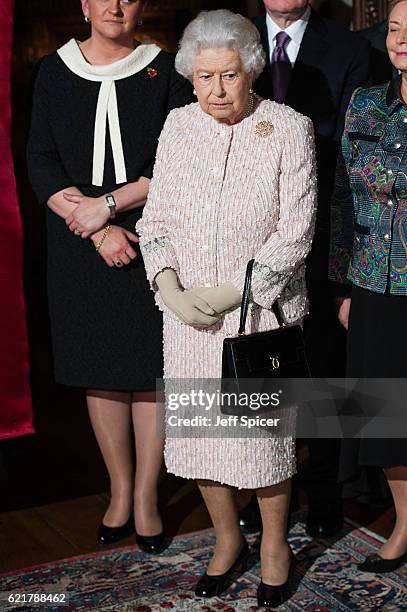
[0,0,34,439]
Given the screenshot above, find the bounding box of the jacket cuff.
[231,262,291,310]
[140,237,179,291]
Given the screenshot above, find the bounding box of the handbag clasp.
[269,355,280,370]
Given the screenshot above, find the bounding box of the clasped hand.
[64,193,109,238]
[91,226,139,268]
[156,271,241,328]
[186,283,241,314]
[155,269,220,328]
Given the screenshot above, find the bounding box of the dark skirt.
[46,208,163,391]
[339,285,407,481]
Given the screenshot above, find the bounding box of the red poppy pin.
[147,67,158,79]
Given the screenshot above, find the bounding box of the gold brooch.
[255,121,274,137]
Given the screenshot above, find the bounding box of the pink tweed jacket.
[136,99,317,488]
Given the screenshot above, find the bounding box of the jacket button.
[386,169,393,176]
[394,141,402,149]
[403,117,407,123]
[387,199,393,206]
[384,234,390,241]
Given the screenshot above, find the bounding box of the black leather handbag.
[221,259,311,415]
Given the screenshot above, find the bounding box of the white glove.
[187,282,241,314]
[155,269,221,328]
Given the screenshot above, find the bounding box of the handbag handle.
[238,259,285,335]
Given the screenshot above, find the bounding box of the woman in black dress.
[330,0,407,573]
[27,0,191,550]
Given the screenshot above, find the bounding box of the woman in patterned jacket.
[137,10,317,607]
[330,0,407,575]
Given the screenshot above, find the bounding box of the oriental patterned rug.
[0,514,405,611]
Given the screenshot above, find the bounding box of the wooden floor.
[0,476,395,574]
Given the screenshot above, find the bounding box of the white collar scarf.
[58,38,161,186]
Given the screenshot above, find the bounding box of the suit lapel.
[253,14,275,99]
[286,10,329,107]
[254,14,271,67]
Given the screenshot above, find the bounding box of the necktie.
[271,31,292,104]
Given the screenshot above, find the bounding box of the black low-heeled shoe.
[97,517,134,545]
[195,539,249,598]
[357,552,407,573]
[257,549,295,609]
[136,530,166,554]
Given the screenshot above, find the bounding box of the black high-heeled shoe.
[357,551,407,573]
[257,549,295,609]
[97,517,134,545]
[136,530,167,554]
[195,539,249,598]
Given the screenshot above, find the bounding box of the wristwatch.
[105,193,117,219]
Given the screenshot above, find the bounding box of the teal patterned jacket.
[329,79,407,295]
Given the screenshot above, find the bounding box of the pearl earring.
[85,15,90,23]
[137,20,143,26]
[193,89,197,96]
[249,88,253,94]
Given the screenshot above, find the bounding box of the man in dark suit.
[248,0,371,537]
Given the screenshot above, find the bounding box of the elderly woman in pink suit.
[137,10,316,608]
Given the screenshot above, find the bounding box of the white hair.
[175,10,266,82]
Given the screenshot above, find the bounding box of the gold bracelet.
[95,225,111,252]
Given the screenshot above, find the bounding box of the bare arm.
[64,177,150,238]
[109,176,150,212]
[336,297,351,330]
[47,186,83,219]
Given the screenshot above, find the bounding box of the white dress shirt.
[266,6,311,66]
